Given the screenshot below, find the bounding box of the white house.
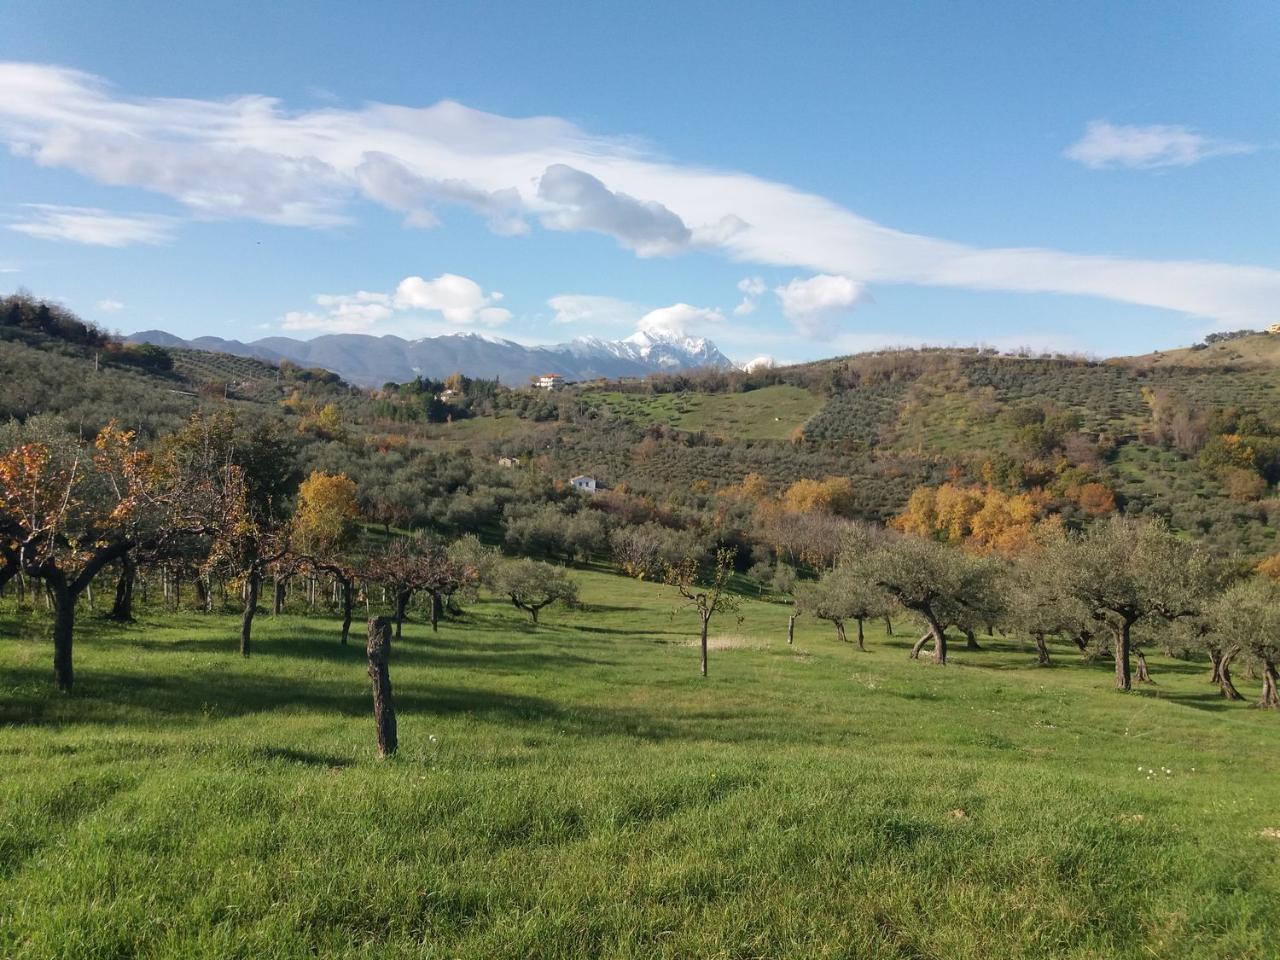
[536,373,565,390]
[498,456,521,468]
[570,474,597,493]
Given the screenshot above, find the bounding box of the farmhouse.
[1268,323,1280,334]
[569,474,597,493]
[536,373,564,390]
[498,456,521,468]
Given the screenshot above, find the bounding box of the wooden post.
[367,616,397,758]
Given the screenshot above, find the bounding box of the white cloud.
[637,303,724,339]
[1,63,1278,331]
[0,263,18,273]
[548,294,643,326]
[95,298,125,312]
[774,274,868,339]
[394,273,511,326]
[8,204,175,246]
[283,290,394,333]
[283,274,509,334]
[741,355,774,373]
[537,163,690,255]
[734,275,766,315]
[1065,120,1254,170]
[355,151,527,234]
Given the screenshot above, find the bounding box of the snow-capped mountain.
[126,328,735,386]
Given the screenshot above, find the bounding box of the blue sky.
[0,0,1276,364]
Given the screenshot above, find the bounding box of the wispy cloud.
[1,63,1278,331]
[734,276,765,316]
[95,298,125,312]
[1065,120,1255,170]
[8,204,176,247]
[548,294,643,326]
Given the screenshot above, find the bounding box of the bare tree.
[664,547,740,677]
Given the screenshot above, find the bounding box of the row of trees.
[0,412,582,691]
[786,516,1277,705]
[3,410,1277,707]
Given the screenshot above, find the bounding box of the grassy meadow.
[580,385,820,439]
[2,568,1279,959]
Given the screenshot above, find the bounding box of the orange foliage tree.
[0,421,177,691]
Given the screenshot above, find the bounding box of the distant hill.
[126,328,736,386]
[1124,331,1280,369]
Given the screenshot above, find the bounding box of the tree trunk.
[910,632,931,659]
[924,612,947,664]
[108,554,136,622]
[50,576,76,693]
[700,612,709,678]
[273,576,286,616]
[430,592,442,632]
[1259,658,1279,709]
[1135,649,1155,684]
[193,575,208,612]
[1033,631,1051,666]
[834,619,847,643]
[241,570,260,658]
[393,590,409,638]
[883,614,893,637]
[965,628,980,650]
[787,612,796,646]
[1208,645,1223,684]
[366,616,397,758]
[1114,620,1132,691]
[856,618,865,651]
[339,577,353,646]
[530,604,540,624]
[1218,647,1243,701]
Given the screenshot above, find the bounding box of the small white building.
[498,456,521,468]
[570,475,597,493]
[536,373,565,390]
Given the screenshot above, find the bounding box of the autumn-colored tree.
[1255,553,1280,581]
[1066,481,1117,517]
[717,471,770,504]
[291,470,362,644]
[0,419,177,691]
[779,476,855,516]
[892,481,1059,556]
[160,412,298,657]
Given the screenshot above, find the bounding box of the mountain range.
[126,329,736,386]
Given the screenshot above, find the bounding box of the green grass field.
[581,385,821,439]
[2,569,1278,958]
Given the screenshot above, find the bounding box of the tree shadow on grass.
[0,664,681,743]
[123,627,618,672]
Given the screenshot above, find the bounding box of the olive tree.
[1040,516,1218,691]
[497,558,578,625]
[861,535,994,665]
[795,565,887,650]
[1210,578,1280,709]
